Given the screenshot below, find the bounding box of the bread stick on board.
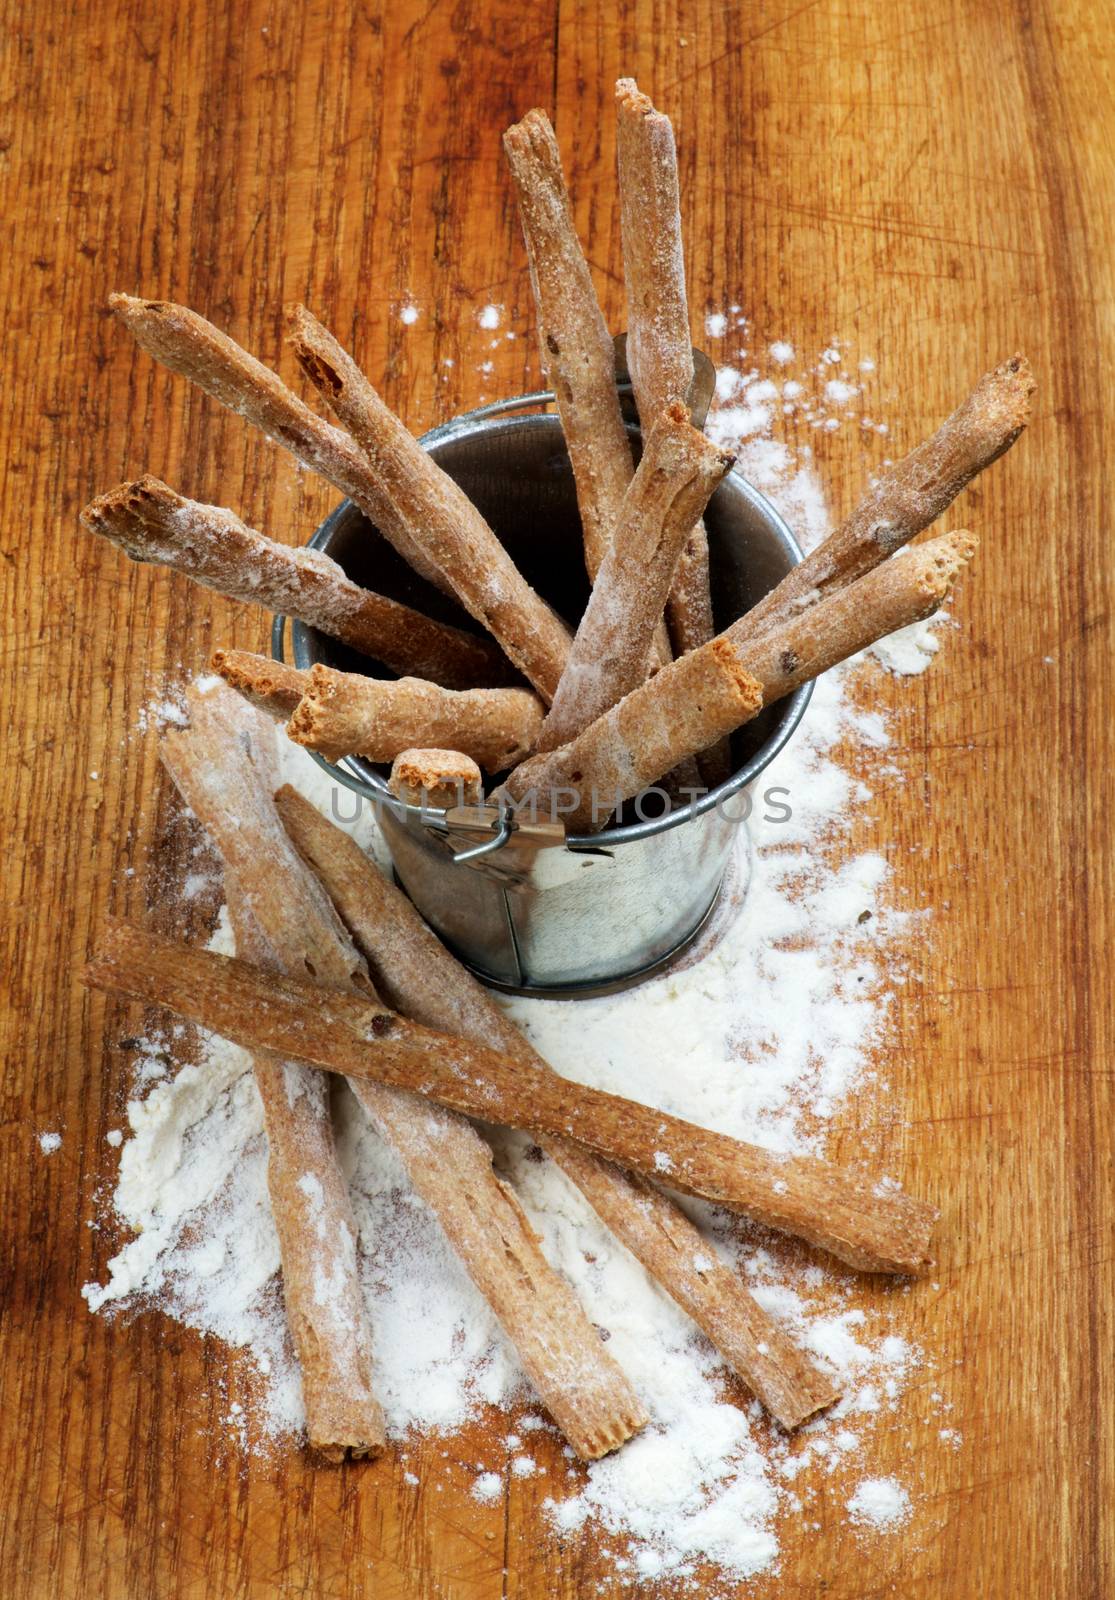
[160,684,646,1460]
[276,785,839,1428]
[83,924,940,1278]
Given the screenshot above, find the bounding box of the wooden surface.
[2,1,1111,1595]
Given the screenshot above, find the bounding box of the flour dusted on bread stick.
[615,79,718,673]
[81,476,513,690]
[538,403,734,752]
[388,749,484,810]
[286,305,572,703]
[108,294,451,596]
[210,649,307,719]
[288,663,544,771]
[162,685,646,1460]
[160,687,386,1460]
[274,785,838,1428]
[502,531,977,831]
[734,354,1033,644]
[503,109,635,582]
[83,925,940,1276]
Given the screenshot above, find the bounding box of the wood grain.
[1,0,1111,1596]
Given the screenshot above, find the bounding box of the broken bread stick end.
[285,302,348,401]
[80,473,181,538]
[389,749,484,810]
[707,640,765,716]
[575,1402,651,1462]
[909,529,979,606]
[501,107,557,160]
[211,647,308,720]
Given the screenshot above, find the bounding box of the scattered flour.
[477,304,502,329]
[846,1475,912,1530]
[82,335,957,1585]
[868,614,949,676]
[38,1131,62,1155]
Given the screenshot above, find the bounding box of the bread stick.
[387,749,484,810]
[160,686,386,1459]
[538,403,733,751]
[286,305,572,703]
[83,924,940,1276]
[502,109,634,580]
[82,476,513,689]
[734,356,1032,645]
[210,649,308,719]
[615,79,718,672]
[287,663,543,772]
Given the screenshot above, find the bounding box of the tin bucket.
[273,394,811,997]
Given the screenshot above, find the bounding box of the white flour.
[82,333,956,1586]
[846,1476,912,1531]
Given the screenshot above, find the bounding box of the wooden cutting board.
[1,1,1111,1595]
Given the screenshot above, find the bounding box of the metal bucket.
[273,394,811,997]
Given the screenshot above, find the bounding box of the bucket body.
[277,402,811,997]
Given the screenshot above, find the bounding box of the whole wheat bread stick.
[160,688,385,1459]
[734,354,1033,645]
[729,532,979,697]
[538,404,734,752]
[83,924,939,1276]
[286,305,572,703]
[388,749,484,810]
[210,649,307,719]
[275,784,838,1428]
[615,79,719,670]
[226,889,387,1459]
[288,663,543,772]
[503,109,634,581]
[161,684,646,1460]
[108,294,452,595]
[503,531,976,831]
[82,477,513,689]
[503,641,762,830]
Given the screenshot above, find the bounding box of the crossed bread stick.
[109,295,451,596]
[81,476,512,690]
[160,687,385,1460]
[162,683,646,1460]
[500,531,976,831]
[286,306,572,704]
[538,403,734,752]
[83,924,939,1276]
[275,784,839,1429]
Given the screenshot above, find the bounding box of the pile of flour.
[81,336,956,1585]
